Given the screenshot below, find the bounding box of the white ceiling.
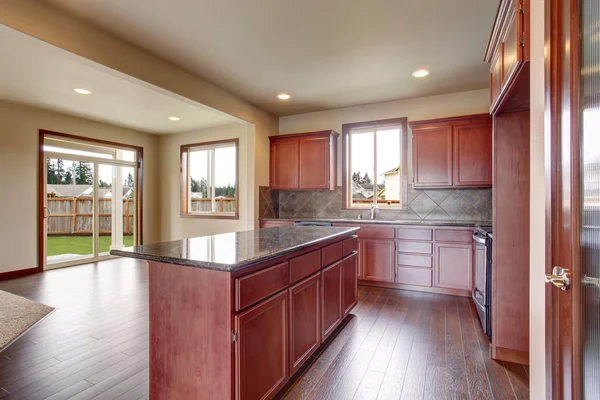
[48,0,498,116]
[0,24,239,135]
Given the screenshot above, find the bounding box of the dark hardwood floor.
[0,259,529,399]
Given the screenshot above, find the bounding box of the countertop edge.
[258,217,492,228]
[110,227,360,272]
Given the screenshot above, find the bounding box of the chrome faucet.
[370,203,378,220]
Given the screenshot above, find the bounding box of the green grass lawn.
[47,235,134,256]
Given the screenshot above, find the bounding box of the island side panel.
[149,261,233,399]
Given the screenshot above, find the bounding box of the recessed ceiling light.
[74,88,92,95]
[277,93,291,100]
[412,69,430,78]
[168,116,180,121]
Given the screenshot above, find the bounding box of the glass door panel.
[45,158,95,268]
[580,0,600,396]
[97,164,136,256]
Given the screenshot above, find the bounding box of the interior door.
[546,0,600,397]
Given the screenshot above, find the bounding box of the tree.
[98,180,111,188]
[190,178,201,193]
[74,162,93,185]
[46,159,58,184]
[190,177,209,198]
[56,159,65,183]
[124,173,134,187]
[362,172,372,185]
[352,171,372,185]
[62,171,73,184]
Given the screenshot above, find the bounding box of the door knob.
[545,266,571,291]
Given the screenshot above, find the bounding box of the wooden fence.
[47,197,134,235]
[190,198,236,213]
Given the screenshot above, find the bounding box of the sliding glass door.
[43,137,138,269]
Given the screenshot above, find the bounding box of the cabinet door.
[453,121,492,187]
[270,139,299,190]
[289,273,321,374]
[434,243,473,291]
[341,253,358,316]
[235,291,288,400]
[412,126,453,187]
[357,240,364,279]
[489,43,504,108]
[501,0,521,88]
[321,260,342,341]
[298,136,331,190]
[361,239,395,283]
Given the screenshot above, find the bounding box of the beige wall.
[529,0,546,397]
[0,101,160,274]
[279,89,489,183]
[0,0,279,229]
[159,123,254,241]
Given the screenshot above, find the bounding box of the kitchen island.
[111,226,360,400]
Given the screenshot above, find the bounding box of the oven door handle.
[472,287,486,308]
[473,232,488,244]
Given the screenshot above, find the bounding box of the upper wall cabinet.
[484,0,530,115]
[410,114,492,189]
[270,130,339,191]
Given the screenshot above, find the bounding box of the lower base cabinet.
[342,253,358,315]
[434,243,473,291]
[235,291,288,400]
[361,239,395,282]
[289,273,321,374]
[321,260,343,341]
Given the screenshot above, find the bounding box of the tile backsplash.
[259,185,492,223]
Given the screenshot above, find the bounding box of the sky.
[350,128,401,186]
[189,146,237,187]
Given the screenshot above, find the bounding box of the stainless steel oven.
[473,228,492,341]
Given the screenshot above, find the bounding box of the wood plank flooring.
[0,259,529,399]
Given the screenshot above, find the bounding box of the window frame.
[180,138,239,219]
[341,117,408,210]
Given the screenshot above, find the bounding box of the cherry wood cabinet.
[321,260,343,341]
[341,253,358,316]
[298,135,331,190]
[361,239,395,283]
[288,273,321,374]
[235,291,288,400]
[412,125,453,187]
[270,130,339,191]
[434,243,473,291]
[410,114,492,189]
[485,0,530,114]
[269,138,298,190]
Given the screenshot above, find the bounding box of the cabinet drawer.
[342,236,358,257]
[396,253,433,268]
[435,229,473,243]
[396,267,432,287]
[290,250,321,283]
[396,228,433,241]
[396,241,433,255]
[236,262,289,311]
[357,226,395,239]
[322,242,343,267]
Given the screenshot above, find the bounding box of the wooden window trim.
[180,138,240,219]
[38,129,144,272]
[341,117,408,210]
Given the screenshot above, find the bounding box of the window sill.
[180,213,239,220]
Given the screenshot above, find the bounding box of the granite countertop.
[259,217,492,228]
[110,226,359,272]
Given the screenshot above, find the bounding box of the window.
[342,118,408,209]
[180,139,239,218]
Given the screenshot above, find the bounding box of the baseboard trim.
[492,346,529,365]
[0,267,40,281]
[358,280,472,297]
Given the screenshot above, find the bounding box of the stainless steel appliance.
[293,221,334,227]
[473,228,492,341]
